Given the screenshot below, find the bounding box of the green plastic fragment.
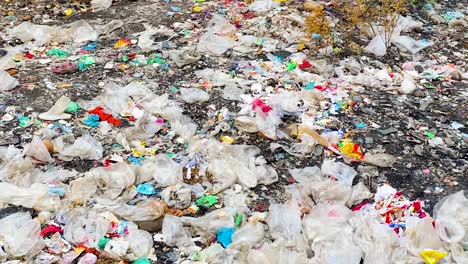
[18,116,31,128]
[78,55,95,71]
[424,131,435,139]
[65,101,80,113]
[234,213,243,227]
[122,55,129,62]
[286,61,297,71]
[169,85,179,93]
[48,48,68,59]
[196,195,218,208]
[132,257,151,264]
[98,237,110,249]
[165,152,175,158]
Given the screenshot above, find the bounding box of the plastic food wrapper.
[0,70,19,91]
[0,212,45,258]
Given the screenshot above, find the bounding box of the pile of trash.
[0,0,467,263]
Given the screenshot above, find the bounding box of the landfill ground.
[0,0,467,264]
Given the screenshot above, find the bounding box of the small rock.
[379,127,398,135]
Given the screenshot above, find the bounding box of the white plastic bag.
[249,0,279,12]
[138,154,183,187]
[0,182,60,211]
[393,36,432,54]
[59,134,103,161]
[90,162,135,200]
[364,35,387,57]
[126,223,154,260]
[0,212,45,258]
[267,203,303,247]
[162,214,194,248]
[321,160,357,186]
[113,200,165,222]
[23,136,54,163]
[0,70,19,91]
[38,96,72,121]
[180,88,210,104]
[91,0,113,12]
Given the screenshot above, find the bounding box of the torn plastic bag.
[67,176,97,205]
[393,36,432,54]
[246,239,309,264]
[112,200,165,222]
[0,182,60,211]
[123,112,163,142]
[162,214,195,249]
[0,212,45,258]
[270,91,305,114]
[346,182,373,207]
[38,96,72,121]
[91,0,113,12]
[138,24,156,51]
[364,35,387,57]
[310,179,351,205]
[197,33,233,56]
[405,217,442,257]
[0,70,19,91]
[90,162,135,200]
[180,88,210,104]
[321,160,357,186]
[125,222,154,260]
[230,223,264,249]
[59,134,103,161]
[288,166,322,184]
[8,22,58,46]
[167,48,201,67]
[351,211,400,264]
[267,203,304,248]
[63,209,110,248]
[433,191,467,244]
[182,207,238,237]
[62,20,98,44]
[235,116,259,133]
[160,184,192,209]
[302,204,361,264]
[137,154,183,187]
[22,136,54,163]
[249,0,279,12]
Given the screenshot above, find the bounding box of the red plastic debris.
[299,60,312,69]
[40,225,63,237]
[88,106,121,126]
[24,52,35,59]
[252,98,272,113]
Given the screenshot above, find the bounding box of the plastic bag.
[362,153,397,167]
[38,96,72,121]
[182,207,238,237]
[168,48,201,67]
[230,223,264,248]
[162,214,195,248]
[8,22,58,46]
[0,212,45,258]
[197,33,233,56]
[267,203,303,247]
[321,160,357,186]
[63,209,110,248]
[126,223,154,260]
[400,74,418,94]
[91,0,113,12]
[180,88,210,104]
[0,182,60,211]
[138,24,156,51]
[405,217,442,256]
[364,35,387,57]
[90,162,135,200]
[160,184,192,209]
[23,136,54,163]
[433,191,467,245]
[249,0,279,12]
[113,200,165,222]
[393,36,432,54]
[137,154,183,187]
[0,70,19,91]
[64,20,98,44]
[67,176,98,205]
[59,134,103,161]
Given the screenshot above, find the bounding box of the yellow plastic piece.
[193,6,204,12]
[64,9,74,16]
[221,136,235,145]
[420,249,448,264]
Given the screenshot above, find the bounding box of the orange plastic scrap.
[337,140,365,160]
[420,249,448,264]
[114,38,131,49]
